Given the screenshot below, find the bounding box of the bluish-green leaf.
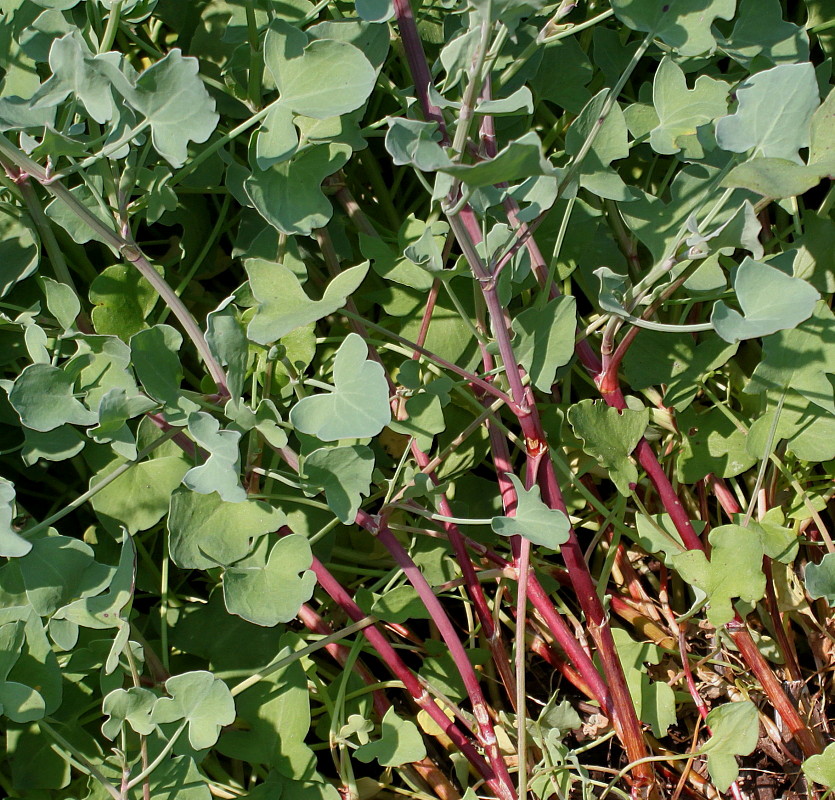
[168,488,285,569]
[715,63,819,163]
[102,686,157,740]
[491,474,570,549]
[0,480,31,558]
[611,0,735,56]
[302,445,374,523]
[0,209,39,297]
[511,296,576,392]
[9,364,98,432]
[805,553,835,606]
[182,412,245,503]
[223,535,317,627]
[151,670,235,750]
[290,333,391,441]
[711,257,820,343]
[246,259,369,345]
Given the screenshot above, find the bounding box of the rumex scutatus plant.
[0,0,833,798]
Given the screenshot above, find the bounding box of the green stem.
[124,721,188,790]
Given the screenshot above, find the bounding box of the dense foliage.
[0,0,833,798]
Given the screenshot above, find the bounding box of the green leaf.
[746,302,835,415]
[718,0,809,68]
[130,325,199,424]
[440,132,557,187]
[0,479,31,558]
[223,535,317,627]
[567,400,649,495]
[722,157,828,198]
[246,259,369,345]
[15,534,108,617]
[245,143,352,235]
[675,404,755,483]
[102,686,157,740]
[148,756,211,800]
[384,118,451,172]
[127,49,219,167]
[40,277,79,331]
[510,296,576,392]
[182,412,245,503]
[804,553,835,606]
[206,299,248,405]
[809,86,835,173]
[151,670,235,750]
[355,707,427,767]
[491,474,570,549]
[649,57,728,155]
[89,262,161,339]
[633,513,695,565]
[356,0,393,22]
[91,452,190,535]
[711,257,820,343]
[475,86,533,116]
[29,31,121,123]
[622,330,737,411]
[255,103,298,168]
[611,0,735,56]
[301,445,374,523]
[290,333,391,441]
[168,489,285,569]
[565,89,632,200]
[218,635,315,774]
[9,364,98,432]
[265,20,376,119]
[672,525,765,627]
[715,63,820,163]
[803,742,835,788]
[0,209,39,297]
[369,585,432,624]
[700,701,759,791]
[88,387,156,460]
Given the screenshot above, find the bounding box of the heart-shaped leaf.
[290,333,391,441]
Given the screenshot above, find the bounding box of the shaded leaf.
[804,553,835,606]
[511,296,576,392]
[302,445,374,523]
[385,118,450,172]
[441,132,557,187]
[168,489,285,569]
[803,742,835,788]
[0,480,31,558]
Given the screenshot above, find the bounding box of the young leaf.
[711,257,820,343]
[567,400,649,495]
[649,57,728,155]
[0,480,31,558]
[672,525,765,627]
[182,412,246,504]
[102,687,157,740]
[715,63,819,164]
[245,143,352,235]
[246,259,369,345]
[700,701,759,791]
[440,132,557,187]
[168,489,286,569]
[126,49,219,168]
[151,670,236,750]
[804,553,835,606]
[301,445,374,523]
[9,364,98,432]
[290,333,391,441]
[385,118,451,172]
[206,298,248,405]
[223,535,317,627]
[611,0,735,56]
[354,707,427,767]
[510,296,577,392]
[803,742,835,789]
[491,474,570,549]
